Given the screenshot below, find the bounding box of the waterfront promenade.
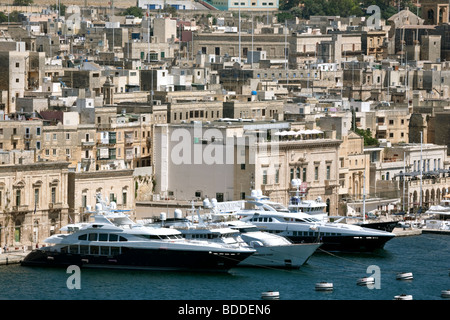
[0,250,29,266]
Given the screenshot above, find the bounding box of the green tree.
[355,128,379,146]
[13,0,33,5]
[276,11,294,23]
[0,12,8,23]
[121,6,144,18]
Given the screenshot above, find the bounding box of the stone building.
[193,31,289,61]
[0,45,28,114]
[0,153,70,248]
[67,169,135,223]
[249,133,342,216]
[421,0,449,25]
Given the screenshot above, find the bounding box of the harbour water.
[0,233,448,301]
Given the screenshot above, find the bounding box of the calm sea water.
[0,233,448,301]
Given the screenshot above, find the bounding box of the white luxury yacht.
[234,190,396,252]
[21,196,255,272]
[148,202,321,268]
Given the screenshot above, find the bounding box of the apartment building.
[0,119,43,153]
[96,107,153,169]
[0,43,29,114]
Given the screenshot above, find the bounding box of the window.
[98,234,108,241]
[51,187,56,204]
[262,170,268,185]
[88,233,97,241]
[275,168,280,184]
[34,188,39,207]
[109,234,118,242]
[302,168,307,182]
[36,127,41,136]
[326,166,331,180]
[122,191,127,206]
[78,234,87,240]
[314,166,319,180]
[82,194,87,208]
[216,193,224,202]
[15,189,21,206]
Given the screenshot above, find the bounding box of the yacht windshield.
[238,227,259,233]
[266,203,289,212]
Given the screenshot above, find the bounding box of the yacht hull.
[359,221,399,233]
[21,247,253,272]
[286,234,394,252]
[239,242,321,268]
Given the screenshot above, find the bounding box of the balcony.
[12,205,29,212]
[324,180,339,188]
[99,139,116,145]
[48,202,63,209]
[81,141,95,148]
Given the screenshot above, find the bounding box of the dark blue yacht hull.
[20,247,253,272]
[286,234,394,252]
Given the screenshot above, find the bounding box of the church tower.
[102,75,115,105]
[421,0,449,25]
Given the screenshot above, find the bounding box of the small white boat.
[441,290,450,298]
[394,294,413,300]
[396,272,413,280]
[315,282,333,291]
[261,291,280,300]
[357,277,375,286]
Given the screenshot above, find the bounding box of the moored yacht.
[227,220,321,268]
[288,179,328,220]
[425,195,450,219]
[235,191,395,252]
[149,204,321,268]
[21,197,255,272]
